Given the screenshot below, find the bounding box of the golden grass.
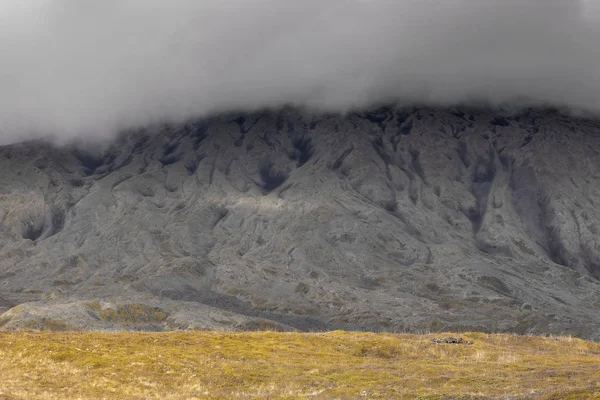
[0,331,598,399]
[87,302,169,325]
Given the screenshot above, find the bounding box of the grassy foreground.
[0,331,599,399]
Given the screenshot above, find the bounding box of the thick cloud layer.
[1,0,600,144]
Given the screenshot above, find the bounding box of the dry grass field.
[0,331,599,399]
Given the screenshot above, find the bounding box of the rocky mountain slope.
[1,106,599,338]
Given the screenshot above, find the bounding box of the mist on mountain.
[1,0,600,144]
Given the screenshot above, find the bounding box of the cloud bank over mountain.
[1,0,600,143]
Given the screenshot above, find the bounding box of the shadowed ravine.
[0,106,599,339]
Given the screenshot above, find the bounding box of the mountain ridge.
[0,106,599,338]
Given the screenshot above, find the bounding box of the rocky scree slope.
[0,107,599,338]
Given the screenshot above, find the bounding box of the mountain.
[0,106,599,339]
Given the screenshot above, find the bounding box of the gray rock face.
[1,107,600,338]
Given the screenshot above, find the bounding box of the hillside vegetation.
[0,331,599,399]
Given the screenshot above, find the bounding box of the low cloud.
[1,0,600,144]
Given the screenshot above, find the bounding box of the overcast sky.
[1,0,600,144]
